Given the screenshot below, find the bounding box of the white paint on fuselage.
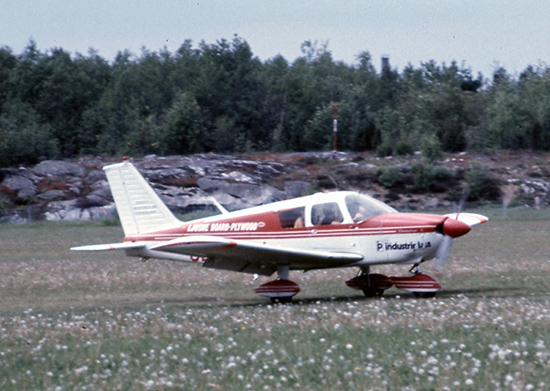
[235,228,443,268]
[128,191,445,269]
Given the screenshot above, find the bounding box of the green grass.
[1,207,549,390]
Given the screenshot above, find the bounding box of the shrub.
[0,194,11,216]
[412,163,434,191]
[413,163,455,192]
[421,134,443,162]
[377,166,400,188]
[395,140,415,156]
[376,142,394,158]
[464,165,502,201]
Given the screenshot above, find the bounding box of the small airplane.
[72,158,488,302]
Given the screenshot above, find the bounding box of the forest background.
[1,36,550,168]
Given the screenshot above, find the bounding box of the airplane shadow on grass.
[136,285,528,310]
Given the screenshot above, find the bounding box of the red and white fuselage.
[72,160,488,301]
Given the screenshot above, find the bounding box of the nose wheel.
[345,267,393,298]
[346,265,441,298]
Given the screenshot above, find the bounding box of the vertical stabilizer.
[104,160,180,235]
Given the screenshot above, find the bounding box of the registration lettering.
[187,221,264,233]
[187,223,210,232]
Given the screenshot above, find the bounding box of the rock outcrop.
[1,152,549,224]
[1,154,311,223]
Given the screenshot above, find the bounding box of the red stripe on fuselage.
[122,213,446,243]
[124,225,437,243]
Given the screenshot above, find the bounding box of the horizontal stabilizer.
[71,242,146,252]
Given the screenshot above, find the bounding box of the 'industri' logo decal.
[377,241,431,252]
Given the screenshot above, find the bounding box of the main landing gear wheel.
[362,287,385,298]
[254,279,300,303]
[270,296,293,304]
[345,268,393,298]
[254,265,300,303]
[413,291,437,298]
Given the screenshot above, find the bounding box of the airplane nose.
[442,217,471,238]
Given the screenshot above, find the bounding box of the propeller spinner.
[434,217,471,272]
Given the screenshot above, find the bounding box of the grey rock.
[85,170,106,183]
[77,194,110,208]
[520,183,536,195]
[33,160,87,178]
[88,186,113,200]
[1,172,37,198]
[220,171,258,184]
[44,201,116,221]
[0,214,29,224]
[38,189,65,200]
[284,181,311,198]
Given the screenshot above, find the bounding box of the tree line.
[1,36,550,167]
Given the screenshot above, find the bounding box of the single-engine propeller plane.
[72,159,488,302]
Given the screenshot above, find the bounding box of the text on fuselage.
[187,222,264,233]
[377,241,432,252]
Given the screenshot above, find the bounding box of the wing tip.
[71,242,145,251]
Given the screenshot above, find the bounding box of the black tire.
[362,288,384,298]
[271,296,293,304]
[413,291,437,298]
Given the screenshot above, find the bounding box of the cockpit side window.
[311,202,344,226]
[345,194,396,222]
[278,207,305,229]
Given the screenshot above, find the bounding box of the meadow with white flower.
[1,207,549,390]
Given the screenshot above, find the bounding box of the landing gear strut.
[409,263,421,274]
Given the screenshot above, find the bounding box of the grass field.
[1,207,549,390]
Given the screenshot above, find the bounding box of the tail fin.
[104,159,180,235]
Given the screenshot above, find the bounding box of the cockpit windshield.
[345,193,397,223]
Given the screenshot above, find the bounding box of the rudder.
[104,159,180,235]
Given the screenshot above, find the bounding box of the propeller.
[434,186,471,273]
[451,185,470,219]
[434,234,454,273]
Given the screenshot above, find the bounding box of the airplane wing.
[149,235,364,276]
[72,236,363,276]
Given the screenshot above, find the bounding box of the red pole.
[331,105,340,151]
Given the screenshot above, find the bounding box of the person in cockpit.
[320,204,343,225]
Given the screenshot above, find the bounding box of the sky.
[2,0,550,78]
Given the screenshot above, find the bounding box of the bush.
[376,142,394,158]
[0,194,11,216]
[464,165,501,201]
[377,166,400,188]
[412,163,434,191]
[413,163,455,192]
[421,134,443,162]
[395,140,415,156]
